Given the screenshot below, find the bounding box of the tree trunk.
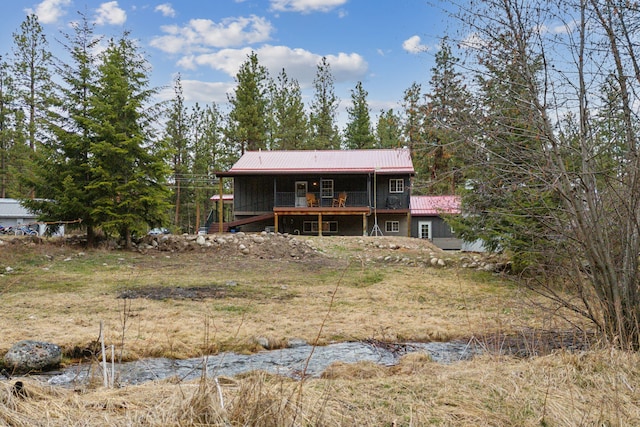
[174,176,181,230]
[195,188,201,232]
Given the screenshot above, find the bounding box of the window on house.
[385,221,400,233]
[389,179,404,193]
[321,179,334,198]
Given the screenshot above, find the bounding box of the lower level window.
[303,221,338,233]
[385,221,400,233]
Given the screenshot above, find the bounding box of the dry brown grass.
[0,236,541,360]
[1,235,633,426]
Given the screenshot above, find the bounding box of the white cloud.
[150,15,273,54]
[94,1,127,26]
[155,3,176,18]
[158,79,234,104]
[402,35,429,54]
[24,0,71,24]
[536,20,577,36]
[270,0,347,14]
[178,45,367,88]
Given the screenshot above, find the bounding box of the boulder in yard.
[3,340,62,374]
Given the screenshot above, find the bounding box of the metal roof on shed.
[410,195,461,216]
[219,149,414,175]
[0,198,38,219]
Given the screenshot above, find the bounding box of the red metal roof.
[220,149,415,175]
[410,195,461,215]
[210,194,234,201]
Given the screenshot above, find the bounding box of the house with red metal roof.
[211,148,415,236]
[410,195,462,250]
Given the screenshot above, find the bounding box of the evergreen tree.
[309,57,341,149]
[401,82,427,190]
[165,74,190,232]
[592,73,636,177]
[11,14,53,199]
[269,68,308,150]
[423,38,471,194]
[85,34,170,248]
[375,108,402,148]
[451,33,558,266]
[11,14,52,153]
[191,102,226,230]
[343,81,375,149]
[227,51,269,154]
[0,54,22,198]
[21,14,102,243]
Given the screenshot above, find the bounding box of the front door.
[295,181,308,207]
[418,221,432,240]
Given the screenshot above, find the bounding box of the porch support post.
[407,211,411,237]
[218,178,224,233]
[318,212,323,236]
[362,213,368,236]
[274,213,279,234]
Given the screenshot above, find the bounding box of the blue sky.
[1,0,455,127]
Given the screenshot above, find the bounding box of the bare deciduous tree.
[451,0,640,349]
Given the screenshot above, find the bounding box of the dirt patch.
[118,284,234,300]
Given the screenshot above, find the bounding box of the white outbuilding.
[0,198,52,235]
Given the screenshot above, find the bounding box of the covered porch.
[273,206,371,236]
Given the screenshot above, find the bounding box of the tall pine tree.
[401,82,427,191]
[269,68,308,150]
[0,54,23,198]
[11,14,53,198]
[375,109,402,148]
[165,74,190,232]
[227,51,269,154]
[21,14,102,243]
[309,57,341,149]
[423,38,471,194]
[191,102,226,230]
[12,14,52,153]
[86,34,170,248]
[343,81,374,149]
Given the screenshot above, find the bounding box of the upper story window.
[321,179,334,198]
[389,179,404,193]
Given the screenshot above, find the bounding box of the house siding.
[233,176,274,214]
[375,213,410,236]
[411,215,462,250]
[375,175,410,210]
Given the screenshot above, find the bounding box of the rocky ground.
[1,231,511,273]
[144,232,510,271]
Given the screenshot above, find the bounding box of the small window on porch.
[385,221,400,233]
[321,179,334,198]
[389,179,404,193]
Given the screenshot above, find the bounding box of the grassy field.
[0,234,638,426]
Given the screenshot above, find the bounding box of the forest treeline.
[0,14,466,241]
